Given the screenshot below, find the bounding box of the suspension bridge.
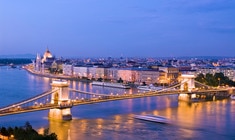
[0,74,232,120]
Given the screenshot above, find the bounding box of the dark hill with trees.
[195,72,235,87]
[0,58,32,66]
[0,122,57,140]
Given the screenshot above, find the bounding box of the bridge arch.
[180,74,195,92]
[52,92,59,104]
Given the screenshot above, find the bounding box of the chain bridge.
[0,74,232,120]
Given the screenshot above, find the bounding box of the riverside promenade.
[23,64,91,82]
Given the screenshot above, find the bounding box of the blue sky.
[0,0,235,57]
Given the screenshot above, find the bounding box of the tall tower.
[49,80,72,120]
[180,74,195,91]
[35,53,41,72]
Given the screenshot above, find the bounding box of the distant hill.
[0,54,35,65]
[0,58,32,65]
[0,54,35,59]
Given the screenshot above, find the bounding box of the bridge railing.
[194,80,214,89]
[156,80,190,93]
[0,89,58,112]
[69,89,111,97]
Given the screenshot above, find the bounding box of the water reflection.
[49,120,71,140]
[171,100,235,139]
[47,95,180,139]
[0,66,51,106]
[1,67,235,140]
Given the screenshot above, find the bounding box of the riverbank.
[23,65,92,83]
[22,64,137,87]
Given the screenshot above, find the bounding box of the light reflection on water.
[0,67,235,140]
[47,99,235,140]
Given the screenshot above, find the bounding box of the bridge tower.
[179,74,196,101]
[48,80,72,120]
[180,74,195,92]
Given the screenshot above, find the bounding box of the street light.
[218,78,220,87]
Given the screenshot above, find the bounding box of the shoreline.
[22,66,137,87]
[23,66,92,83]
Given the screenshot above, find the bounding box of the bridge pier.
[179,90,230,102]
[48,80,72,120]
[49,108,72,120]
[178,93,199,102]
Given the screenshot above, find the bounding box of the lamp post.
[218,78,220,87]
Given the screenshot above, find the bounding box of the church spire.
[46,46,49,52]
[36,53,41,59]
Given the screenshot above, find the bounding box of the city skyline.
[0,0,235,57]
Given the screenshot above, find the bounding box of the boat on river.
[92,81,131,89]
[137,84,163,91]
[134,114,170,123]
[9,63,17,68]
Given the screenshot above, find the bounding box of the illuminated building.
[159,66,179,84]
[34,48,55,73]
[197,67,235,81]
[63,63,73,76]
[73,66,88,78]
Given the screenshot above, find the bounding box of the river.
[0,66,234,140]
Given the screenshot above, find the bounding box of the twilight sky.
[0,0,235,58]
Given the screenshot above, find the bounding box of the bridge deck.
[0,91,179,116]
[0,89,230,117]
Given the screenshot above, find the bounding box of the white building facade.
[197,67,235,81]
[63,64,73,76]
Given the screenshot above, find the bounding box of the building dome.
[42,48,53,63]
[43,48,53,58]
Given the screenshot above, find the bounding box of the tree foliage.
[0,122,57,140]
[117,78,123,83]
[195,72,235,87]
[97,77,103,82]
[0,58,32,65]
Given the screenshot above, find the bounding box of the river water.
[0,66,234,140]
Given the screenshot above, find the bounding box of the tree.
[7,127,14,136]
[0,122,58,140]
[0,127,9,136]
[142,82,147,86]
[117,78,123,83]
[46,133,58,140]
[196,72,235,87]
[24,121,33,131]
[195,73,205,83]
[44,128,49,136]
[97,78,103,82]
